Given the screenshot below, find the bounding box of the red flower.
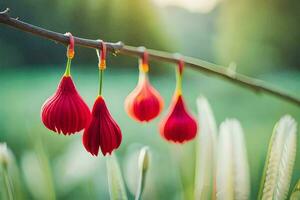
[160,94,197,143]
[41,76,91,135]
[125,72,164,122]
[83,96,122,156]
[159,59,198,143]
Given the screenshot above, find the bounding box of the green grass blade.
[0,143,25,200]
[217,119,235,200]
[257,124,277,200]
[232,120,251,200]
[290,180,300,200]
[3,167,14,200]
[107,154,128,200]
[217,119,250,200]
[259,115,297,200]
[0,143,14,200]
[135,147,150,200]
[194,97,217,200]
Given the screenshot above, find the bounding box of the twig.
[0,8,299,107]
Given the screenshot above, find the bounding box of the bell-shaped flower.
[83,96,122,156]
[159,59,198,143]
[83,42,122,156]
[125,62,164,122]
[160,94,197,143]
[41,75,91,135]
[41,33,90,135]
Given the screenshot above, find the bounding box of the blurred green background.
[0,0,299,199]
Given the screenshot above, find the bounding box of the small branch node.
[111,41,124,55]
[173,53,182,61]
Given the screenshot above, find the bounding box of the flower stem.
[176,68,182,96]
[138,70,148,85]
[64,58,72,77]
[98,69,104,96]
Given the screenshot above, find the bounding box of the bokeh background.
[0,0,299,199]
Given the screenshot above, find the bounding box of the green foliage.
[194,97,217,199]
[106,154,128,200]
[258,116,297,200]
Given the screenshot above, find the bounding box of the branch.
[1,8,299,107]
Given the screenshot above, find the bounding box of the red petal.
[83,118,100,156]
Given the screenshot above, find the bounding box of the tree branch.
[0,8,299,107]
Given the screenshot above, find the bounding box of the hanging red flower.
[82,41,122,156]
[159,59,198,143]
[41,33,91,135]
[125,51,164,122]
[83,96,122,156]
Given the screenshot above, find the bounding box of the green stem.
[138,70,148,84]
[176,68,182,95]
[98,69,104,96]
[64,58,72,76]
[2,167,14,200]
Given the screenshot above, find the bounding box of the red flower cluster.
[41,39,198,157]
[125,53,163,122]
[83,96,122,156]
